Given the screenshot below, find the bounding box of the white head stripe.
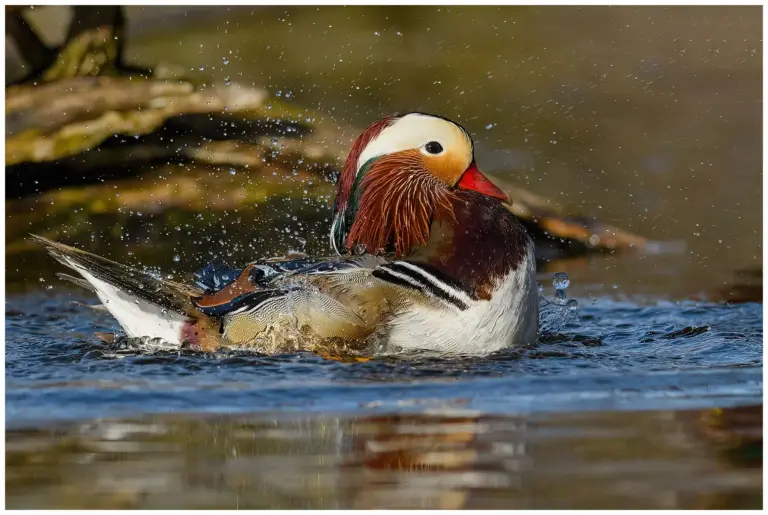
[356,113,472,174]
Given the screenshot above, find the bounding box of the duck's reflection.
[343,412,526,508]
[5,406,762,509]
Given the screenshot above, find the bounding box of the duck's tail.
[31,235,203,345]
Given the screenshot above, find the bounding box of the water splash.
[540,272,578,310]
[552,272,570,290]
[538,272,580,334]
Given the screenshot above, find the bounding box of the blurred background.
[5,5,762,298]
[5,6,763,509]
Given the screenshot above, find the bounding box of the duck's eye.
[424,141,443,155]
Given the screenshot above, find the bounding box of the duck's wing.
[193,254,419,347]
[198,255,478,350]
[191,255,375,316]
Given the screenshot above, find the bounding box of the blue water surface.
[5,288,762,429]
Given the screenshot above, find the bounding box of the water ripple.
[5,291,763,427]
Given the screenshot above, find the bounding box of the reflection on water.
[6,406,761,509]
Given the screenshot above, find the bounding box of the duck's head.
[331,113,509,257]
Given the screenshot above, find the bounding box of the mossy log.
[6,77,271,165]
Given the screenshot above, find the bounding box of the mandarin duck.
[34,113,539,355]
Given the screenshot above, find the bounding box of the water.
[7,289,762,426]
[5,284,762,508]
[6,408,762,509]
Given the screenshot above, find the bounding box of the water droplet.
[353,243,366,255]
[552,272,570,290]
[554,289,566,301]
[485,123,495,130]
[229,168,237,175]
[222,57,229,65]
[565,298,579,310]
[173,255,181,262]
[224,76,231,85]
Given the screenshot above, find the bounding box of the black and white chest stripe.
[372,261,477,310]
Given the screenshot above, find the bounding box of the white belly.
[385,246,539,355]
